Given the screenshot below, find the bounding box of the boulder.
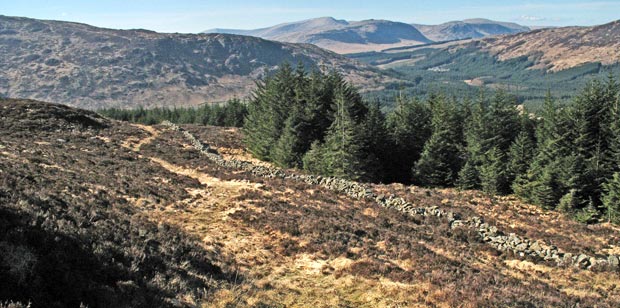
[608,255,619,269]
[516,243,529,251]
[576,254,590,268]
[530,241,542,253]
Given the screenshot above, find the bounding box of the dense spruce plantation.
[243,63,620,224]
[100,63,620,224]
[99,99,247,127]
[351,47,620,108]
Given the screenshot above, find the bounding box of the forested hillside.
[242,64,620,224]
[99,99,247,127]
[351,19,620,108]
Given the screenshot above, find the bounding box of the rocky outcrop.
[163,121,619,271]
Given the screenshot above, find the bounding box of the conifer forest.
[105,63,620,224]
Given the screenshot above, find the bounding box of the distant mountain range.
[0,15,394,109]
[349,19,620,106]
[205,17,531,53]
[3,14,618,110]
[412,18,530,41]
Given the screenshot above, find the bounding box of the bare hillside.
[0,16,393,109]
[482,19,620,71]
[413,18,529,41]
[206,17,432,54]
[2,98,620,307]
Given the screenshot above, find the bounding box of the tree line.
[98,98,247,127]
[244,63,620,224]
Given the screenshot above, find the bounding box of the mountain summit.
[205,17,432,53]
[205,17,529,53]
[412,18,530,41]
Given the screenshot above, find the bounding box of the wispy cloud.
[73,6,373,32]
[520,15,545,22]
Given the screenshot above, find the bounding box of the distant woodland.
[99,99,247,127]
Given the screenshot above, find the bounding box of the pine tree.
[600,75,620,220]
[302,141,326,175]
[608,93,620,173]
[360,100,388,182]
[222,98,247,127]
[604,72,619,109]
[457,161,480,190]
[414,130,458,186]
[244,77,279,159]
[535,90,558,145]
[472,90,519,195]
[602,172,620,224]
[479,146,509,195]
[508,112,536,191]
[517,92,570,204]
[304,87,369,181]
[458,91,488,188]
[533,166,561,209]
[271,113,303,168]
[319,87,372,181]
[568,80,613,208]
[485,90,520,152]
[299,69,332,147]
[413,95,463,186]
[384,95,431,183]
[244,63,296,160]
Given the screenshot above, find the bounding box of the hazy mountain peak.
[205,17,432,53]
[205,17,530,53]
[462,18,494,23]
[301,16,349,26]
[412,18,530,41]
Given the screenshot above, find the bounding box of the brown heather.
[1,98,620,307]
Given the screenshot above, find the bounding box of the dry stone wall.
[162,121,619,271]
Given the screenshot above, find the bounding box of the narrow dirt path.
[120,123,280,274]
[121,123,161,152]
[114,123,620,306]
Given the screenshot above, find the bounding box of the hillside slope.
[207,17,350,41]
[206,17,432,53]
[351,19,620,105]
[482,19,620,71]
[206,17,530,54]
[2,98,620,307]
[0,99,236,307]
[412,18,530,41]
[0,15,392,109]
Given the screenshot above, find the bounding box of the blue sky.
[2,1,619,33]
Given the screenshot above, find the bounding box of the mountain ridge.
[205,17,530,53]
[412,19,530,41]
[0,15,395,109]
[206,17,432,54]
[480,19,620,71]
[348,19,620,105]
